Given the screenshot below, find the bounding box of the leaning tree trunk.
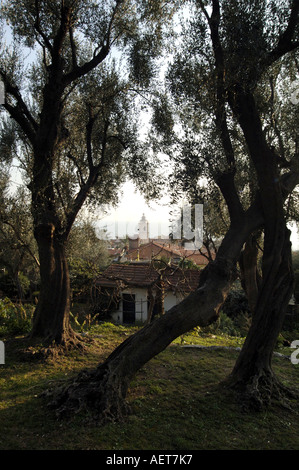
[45,211,263,422]
[44,171,297,422]
[46,254,236,422]
[30,222,79,349]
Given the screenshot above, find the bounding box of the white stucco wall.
[111,288,187,325]
[164,291,186,312]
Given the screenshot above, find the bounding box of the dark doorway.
[122,293,136,324]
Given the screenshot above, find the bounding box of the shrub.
[233,311,252,337]
[222,287,250,318]
[199,312,251,338]
[0,298,34,337]
[200,313,238,337]
[0,272,31,299]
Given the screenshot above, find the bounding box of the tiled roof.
[96,263,202,293]
[126,241,214,265]
[96,263,158,288]
[127,241,182,257]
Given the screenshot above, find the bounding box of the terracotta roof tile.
[126,241,215,265]
[96,263,202,293]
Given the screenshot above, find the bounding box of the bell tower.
[138,213,149,243]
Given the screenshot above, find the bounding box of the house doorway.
[122,293,136,324]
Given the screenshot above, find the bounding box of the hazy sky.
[96,180,177,240]
[96,180,299,250]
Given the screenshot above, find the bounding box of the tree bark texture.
[30,223,78,347]
[239,233,262,315]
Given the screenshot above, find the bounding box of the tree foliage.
[146,0,298,256]
[0,0,179,227]
[0,180,39,299]
[0,0,181,345]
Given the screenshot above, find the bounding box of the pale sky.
[95,180,177,240]
[95,180,299,250]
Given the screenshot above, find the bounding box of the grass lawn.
[0,322,299,450]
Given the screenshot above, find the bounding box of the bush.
[0,298,34,337]
[0,272,31,299]
[232,311,252,337]
[222,287,250,318]
[199,312,251,338]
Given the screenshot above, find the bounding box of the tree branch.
[216,171,245,224]
[3,102,36,146]
[62,0,124,86]
[86,108,97,171]
[0,70,38,144]
[205,0,244,224]
[265,0,299,68]
[64,115,111,239]
[63,170,98,239]
[69,26,78,70]
[51,3,72,63]
[66,152,85,187]
[0,217,40,268]
[34,0,54,54]
[63,45,110,86]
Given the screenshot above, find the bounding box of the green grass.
[0,323,299,450]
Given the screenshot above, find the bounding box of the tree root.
[42,363,131,424]
[16,330,92,362]
[226,370,299,412]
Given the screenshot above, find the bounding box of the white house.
[96,262,202,324]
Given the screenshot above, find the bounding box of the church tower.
[138,213,149,243]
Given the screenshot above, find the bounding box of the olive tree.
[0,0,176,348]
[44,0,299,422]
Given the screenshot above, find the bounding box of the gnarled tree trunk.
[227,226,295,409]
[47,255,236,422]
[30,223,79,348]
[226,88,297,409]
